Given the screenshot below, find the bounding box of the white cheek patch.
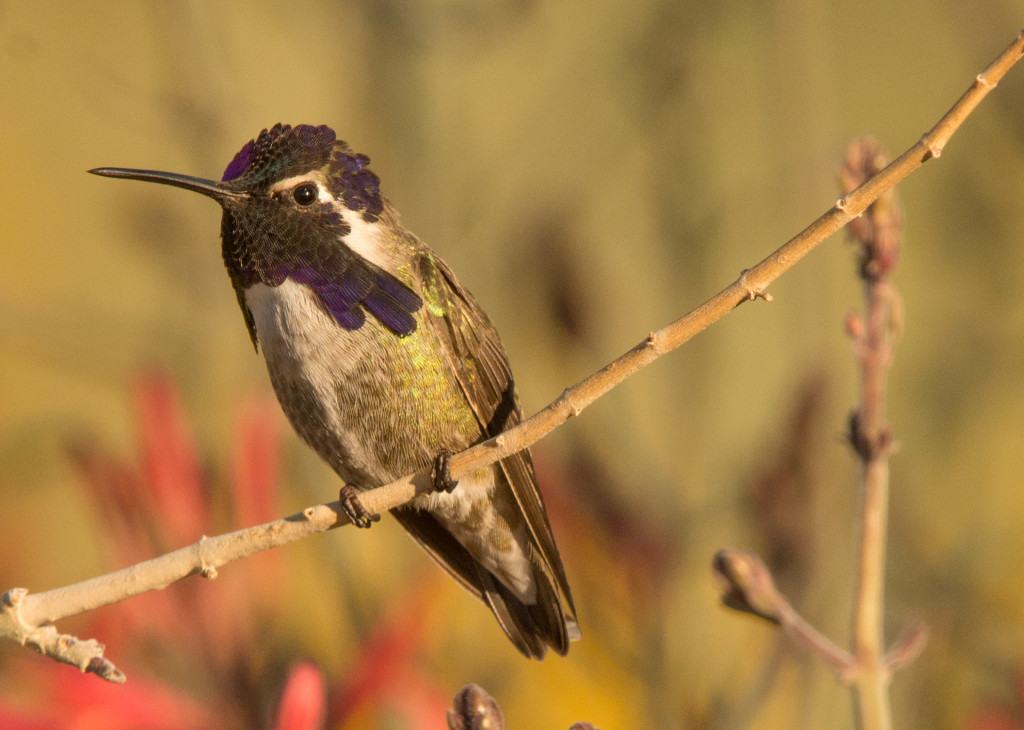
[337,209,389,269]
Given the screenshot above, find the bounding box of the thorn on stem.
[559,389,582,417]
[884,620,929,674]
[845,311,865,340]
[737,269,772,302]
[198,535,218,578]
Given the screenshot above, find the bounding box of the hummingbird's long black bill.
[88,167,243,201]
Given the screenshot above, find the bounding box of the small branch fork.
[2,30,1022,683]
[712,127,934,729]
[712,550,928,680]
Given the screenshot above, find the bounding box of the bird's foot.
[339,484,380,528]
[430,449,459,494]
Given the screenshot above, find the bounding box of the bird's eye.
[292,183,318,206]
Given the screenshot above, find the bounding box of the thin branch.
[843,136,903,729]
[713,549,855,673]
[3,29,1022,681]
[9,504,346,629]
[0,588,125,683]
[441,27,1024,488]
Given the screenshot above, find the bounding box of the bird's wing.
[413,251,575,606]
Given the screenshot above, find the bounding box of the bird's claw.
[431,450,459,494]
[339,484,380,528]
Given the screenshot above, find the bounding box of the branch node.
[558,389,583,418]
[302,507,316,521]
[2,587,27,609]
[197,535,218,579]
[847,411,895,462]
[736,269,773,302]
[848,411,870,458]
[2,588,32,640]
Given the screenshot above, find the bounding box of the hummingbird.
[90,123,579,658]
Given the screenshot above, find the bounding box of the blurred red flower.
[0,368,448,728]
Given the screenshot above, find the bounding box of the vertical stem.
[841,137,901,729]
[851,249,896,730]
[853,457,891,728]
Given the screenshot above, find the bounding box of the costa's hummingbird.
[90,123,579,658]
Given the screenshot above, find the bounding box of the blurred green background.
[2,2,1024,728]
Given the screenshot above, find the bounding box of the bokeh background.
[2,2,1024,728]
